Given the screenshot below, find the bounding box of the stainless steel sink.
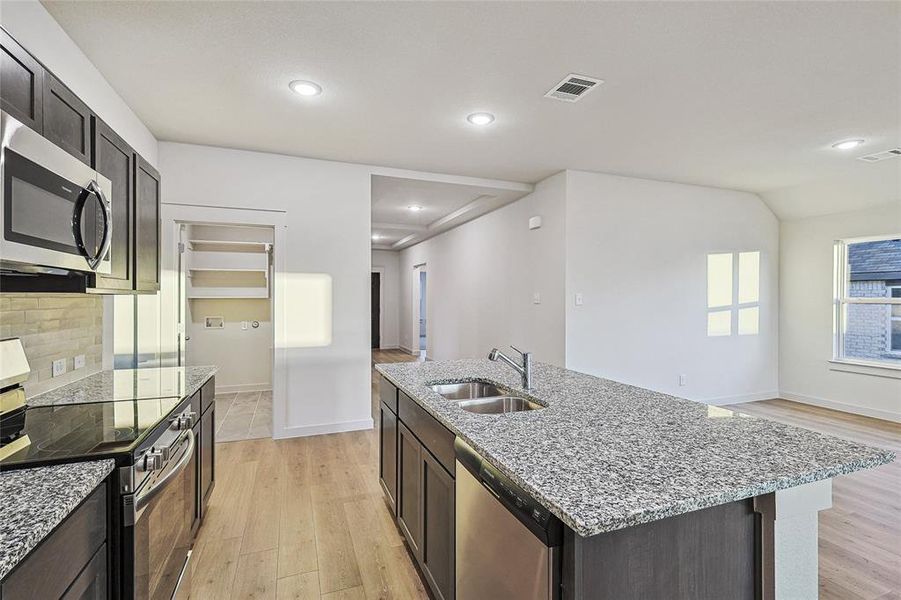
[456,397,543,414]
[429,381,509,400]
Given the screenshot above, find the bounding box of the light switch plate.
[574,293,584,306]
[533,292,541,304]
[74,354,86,370]
[52,358,66,377]
[679,374,687,386]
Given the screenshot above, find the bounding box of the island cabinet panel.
[1,481,108,600]
[379,401,398,514]
[561,497,762,600]
[421,450,455,600]
[397,421,423,558]
[398,390,455,474]
[200,403,215,507]
[379,376,398,414]
[43,73,93,165]
[0,28,43,132]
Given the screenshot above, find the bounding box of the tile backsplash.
[0,294,103,396]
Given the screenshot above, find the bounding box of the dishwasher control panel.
[479,462,553,527]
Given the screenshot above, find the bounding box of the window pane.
[707,253,733,308]
[707,310,731,337]
[738,251,760,304]
[893,319,901,352]
[846,239,901,299]
[842,302,901,364]
[738,307,759,335]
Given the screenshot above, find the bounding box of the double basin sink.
[428,381,544,414]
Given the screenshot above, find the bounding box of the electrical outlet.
[679,374,687,386]
[74,354,86,370]
[574,293,584,306]
[52,358,67,377]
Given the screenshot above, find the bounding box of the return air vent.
[857,148,901,163]
[544,74,603,102]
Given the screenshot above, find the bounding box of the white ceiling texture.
[44,1,899,225]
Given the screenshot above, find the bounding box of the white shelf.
[186,285,269,299]
[188,239,270,250]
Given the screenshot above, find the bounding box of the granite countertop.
[28,366,218,406]
[375,359,895,537]
[0,459,115,580]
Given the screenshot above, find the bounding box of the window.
[833,236,901,367]
[706,251,760,337]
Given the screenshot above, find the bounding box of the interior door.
[176,224,187,366]
[371,272,381,349]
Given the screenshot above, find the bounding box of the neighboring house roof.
[849,238,901,281]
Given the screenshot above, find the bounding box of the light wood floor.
[191,349,899,599]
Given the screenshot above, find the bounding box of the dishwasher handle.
[454,438,563,546]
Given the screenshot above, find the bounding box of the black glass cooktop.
[0,396,184,468]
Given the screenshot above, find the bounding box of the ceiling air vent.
[857,148,901,163]
[544,74,603,102]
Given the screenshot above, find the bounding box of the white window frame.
[889,285,901,355]
[831,235,901,376]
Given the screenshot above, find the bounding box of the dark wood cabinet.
[421,450,455,600]
[134,155,161,292]
[381,376,456,600]
[43,73,92,165]
[1,480,108,599]
[398,421,423,559]
[0,28,43,132]
[379,401,398,514]
[200,402,215,508]
[89,118,134,292]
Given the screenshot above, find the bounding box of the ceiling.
[43,1,900,219]
[371,175,531,250]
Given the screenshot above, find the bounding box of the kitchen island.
[375,359,894,600]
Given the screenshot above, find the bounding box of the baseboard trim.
[378,345,399,350]
[216,383,272,394]
[779,390,901,423]
[398,345,417,355]
[704,390,780,406]
[273,418,374,439]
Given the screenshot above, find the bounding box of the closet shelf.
[187,239,270,250]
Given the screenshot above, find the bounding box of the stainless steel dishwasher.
[455,438,563,600]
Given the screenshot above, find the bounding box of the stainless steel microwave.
[0,110,112,275]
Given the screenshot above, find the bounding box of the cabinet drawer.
[2,480,107,599]
[380,376,398,414]
[200,377,215,414]
[398,392,455,476]
[61,542,107,599]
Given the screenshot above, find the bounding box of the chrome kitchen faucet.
[488,346,533,391]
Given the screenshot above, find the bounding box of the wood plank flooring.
[192,349,899,599]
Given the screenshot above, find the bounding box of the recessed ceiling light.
[832,139,864,151]
[289,80,322,96]
[408,205,423,212]
[467,112,495,126]
[371,234,381,241]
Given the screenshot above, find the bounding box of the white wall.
[399,172,567,366]
[160,142,372,436]
[371,250,401,349]
[0,0,158,165]
[564,170,780,403]
[779,203,901,421]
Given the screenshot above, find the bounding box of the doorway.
[371,271,381,349]
[412,264,427,360]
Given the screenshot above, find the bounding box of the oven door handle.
[134,429,195,512]
[72,179,112,270]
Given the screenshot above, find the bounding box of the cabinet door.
[60,543,107,600]
[89,118,134,291]
[200,404,215,508]
[134,155,161,292]
[0,29,43,132]
[43,73,92,165]
[421,451,455,600]
[397,422,422,558]
[379,402,398,514]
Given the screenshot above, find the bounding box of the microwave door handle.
[72,180,111,269]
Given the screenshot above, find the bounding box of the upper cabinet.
[0,27,162,295]
[43,73,93,166]
[0,29,43,132]
[89,119,134,292]
[135,156,161,292]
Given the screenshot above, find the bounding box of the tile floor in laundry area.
[216,390,273,442]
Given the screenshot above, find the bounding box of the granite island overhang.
[375,358,895,599]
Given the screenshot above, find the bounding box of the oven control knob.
[140,450,164,472]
